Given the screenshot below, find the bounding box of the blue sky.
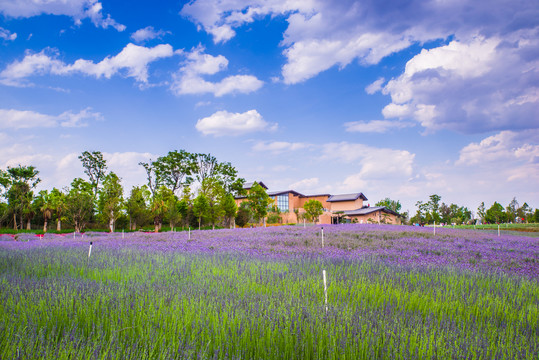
[0,0,538,215]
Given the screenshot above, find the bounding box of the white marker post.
[122,229,124,239]
[303,219,306,229]
[188,227,191,240]
[88,241,93,265]
[434,221,436,236]
[322,270,328,313]
[321,226,324,248]
[498,224,500,237]
[73,231,76,239]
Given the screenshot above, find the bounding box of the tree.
[485,202,507,224]
[375,198,402,213]
[246,182,271,224]
[79,151,107,197]
[201,178,225,230]
[150,186,170,232]
[192,153,219,185]
[304,199,324,224]
[517,203,533,223]
[65,178,94,232]
[97,172,124,232]
[153,150,194,195]
[126,186,150,230]
[221,193,238,228]
[139,160,160,198]
[1,165,40,230]
[477,202,486,223]
[50,188,66,231]
[427,194,442,223]
[506,197,519,223]
[216,162,245,195]
[36,190,53,232]
[235,202,252,228]
[192,193,209,230]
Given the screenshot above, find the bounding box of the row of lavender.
[0,224,537,358]
[3,224,538,278]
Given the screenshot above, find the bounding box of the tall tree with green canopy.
[98,172,124,232]
[36,190,54,232]
[192,153,219,185]
[50,188,66,231]
[153,150,195,195]
[304,199,324,224]
[1,165,40,230]
[215,161,245,195]
[65,178,94,232]
[126,185,150,230]
[201,178,225,229]
[192,192,209,230]
[506,197,519,223]
[150,186,169,232]
[477,202,486,222]
[221,193,238,228]
[427,194,442,223]
[79,151,107,197]
[246,182,271,224]
[485,202,507,224]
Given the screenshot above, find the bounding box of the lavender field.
[1,224,538,359]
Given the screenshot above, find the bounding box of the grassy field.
[0,225,538,359]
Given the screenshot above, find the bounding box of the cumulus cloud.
[195,110,276,136]
[131,26,168,43]
[380,36,539,133]
[0,0,125,31]
[0,44,174,86]
[0,107,102,129]
[0,27,17,41]
[323,142,415,180]
[252,140,310,153]
[288,177,319,190]
[170,47,263,97]
[344,120,414,133]
[181,0,539,134]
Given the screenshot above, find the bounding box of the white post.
[264,218,266,228]
[88,241,92,265]
[73,231,75,239]
[321,227,324,248]
[303,219,306,229]
[434,221,436,236]
[122,229,124,239]
[322,270,328,313]
[498,224,500,237]
[188,227,191,240]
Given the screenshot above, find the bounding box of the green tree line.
[0,150,252,232]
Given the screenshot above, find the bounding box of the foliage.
[246,182,271,223]
[485,202,507,224]
[65,178,94,232]
[192,193,209,230]
[78,151,107,197]
[221,193,238,227]
[97,172,124,232]
[125,186,150,230]
[235,202,251,227]
[375,198,402,213]
[303,199,324,223]
[153,150,194,194]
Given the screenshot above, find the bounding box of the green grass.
[0,242,537,359]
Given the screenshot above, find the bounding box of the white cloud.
[381,36,539,133]
[344,120,414,133]
[196,110,277,136]
[289,177,319,190]
[252,140,310,153]
[131,26,168,43]
[0,44,175,86]
[365,77,384,94]
[171,47,263,97]
[323,142,415,179]
[457,130,539,166]
[0,0,125,31]
[0,27,16,41]
[0,107,102,129]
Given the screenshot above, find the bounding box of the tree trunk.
[43,218,48,233]
[198,217,201,230]
[26,219,31,230]
[57,219,62,231]
[13,213,17,230]
[109,210,114,232]
[154,223,159,233]
[131,221,137,231]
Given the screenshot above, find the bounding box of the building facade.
[236,181,402,225]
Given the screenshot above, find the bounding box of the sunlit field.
[1,224,538,359]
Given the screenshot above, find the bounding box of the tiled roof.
[243,181,268,190]
[327,193,368,202]
[268,190,305,197]
[343,206,400,216]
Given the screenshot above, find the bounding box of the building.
[235,181,402,225]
